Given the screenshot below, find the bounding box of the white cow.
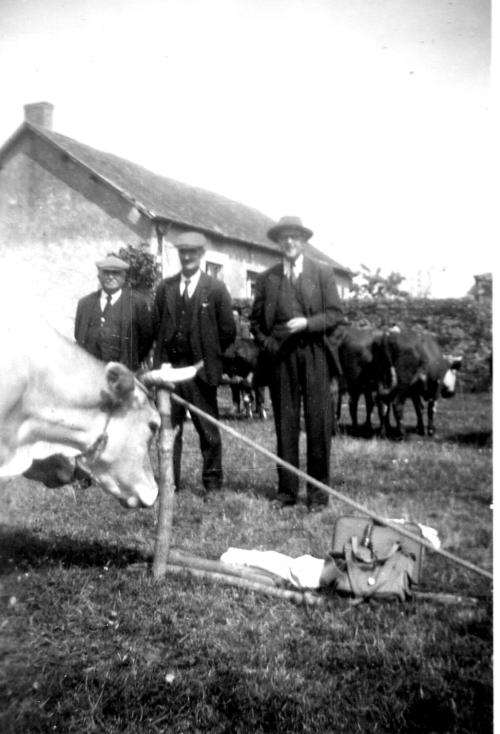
[0,315,196,508]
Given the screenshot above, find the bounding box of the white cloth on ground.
[220,548,326,589]
[388,519,441,549]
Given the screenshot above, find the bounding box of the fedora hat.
[267,216,313,243]
[96,255,130,270]
[174,231,208,250]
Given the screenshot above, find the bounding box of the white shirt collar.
[100,289,122,308]
[180,268,201,296]
[284,253,304,278]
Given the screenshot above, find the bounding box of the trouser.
[170,376,223,491]
[269,340,332,505]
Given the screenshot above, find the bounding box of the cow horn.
[444,354,463,370]
[141,361,204,388]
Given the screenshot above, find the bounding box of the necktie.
[102,294,112,321]
[289,263,296,285]
[183,279,191,304]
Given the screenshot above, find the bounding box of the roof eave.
[5,122,158,221]
[0,122,29,162]
[153,216,277,251]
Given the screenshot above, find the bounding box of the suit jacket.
[74,287,154,371]
[250,256,346,375]
[153,271,236,386]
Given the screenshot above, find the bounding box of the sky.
[0,0,493,296]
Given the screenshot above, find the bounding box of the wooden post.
[152,388,178,580]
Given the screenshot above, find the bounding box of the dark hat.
[96,255,130,270]
[267,216,313,243]
[174,231,208,250]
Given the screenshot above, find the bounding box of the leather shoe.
[307,499,330,513]
[271,495,297,509]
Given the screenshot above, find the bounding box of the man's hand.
[286,317,308,334]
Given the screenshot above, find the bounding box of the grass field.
[0,388,492,733]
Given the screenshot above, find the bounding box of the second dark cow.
[222,338,268,418]
[337,326,395,435]
[381,328,462,438]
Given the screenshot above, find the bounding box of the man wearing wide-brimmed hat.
[75,254,154,371]
[152,231,236,496]
[250,216,345,511]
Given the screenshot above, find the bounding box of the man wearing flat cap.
[75,254,154,371]
[152,231,236,496]
[250,216,345,511]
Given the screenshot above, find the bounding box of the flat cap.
[96,255,130,270]
[174,231,208,250]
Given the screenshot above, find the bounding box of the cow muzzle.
[441,368,457,398]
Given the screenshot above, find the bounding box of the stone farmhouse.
[0,102,352,336]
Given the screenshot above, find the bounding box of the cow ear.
[104,362,135,403]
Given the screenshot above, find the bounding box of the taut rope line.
[169,391,492,582]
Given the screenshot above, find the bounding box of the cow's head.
[76,361,203,508]
[441,355,463,398]
[77,363,161,508]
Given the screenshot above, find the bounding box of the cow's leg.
[254,385,268,419]
[375,395,390,437]
[363,390,374,435]
[229,382,241,416]
[348,393,360,434]
[427,399,437,436]
[392,396,406,439]
[336,390,343,424]
[242,385,253,419]
[411,394,425,435]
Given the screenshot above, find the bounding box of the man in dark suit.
[152,232,236,495]
[250,216,345,510]
[75,255,154,372]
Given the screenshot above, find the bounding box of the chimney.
[24,101,54,129]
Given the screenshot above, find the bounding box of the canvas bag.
[330,516,425,584]
[320,517,424,602]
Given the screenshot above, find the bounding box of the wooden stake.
[163,563,482,607]
[152,388,178,580]
[163,563,326,606]
[168,549,281,586]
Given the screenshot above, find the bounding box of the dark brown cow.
[222,338,268,419]
[337,327,395,435]
[381,329,462,438]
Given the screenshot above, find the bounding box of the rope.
[168,391,493,582]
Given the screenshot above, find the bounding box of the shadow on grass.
[337,423,493,448]
[0,528,149,574]
[442,430,492,448]
[335,423,377,439]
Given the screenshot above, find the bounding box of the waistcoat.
[274,275,306,324]
[84,298,122,361]
[170,288,194,365]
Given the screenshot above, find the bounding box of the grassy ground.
[0,389,492,733]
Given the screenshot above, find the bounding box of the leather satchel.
[319,517,425,602]
[330,515,424,584]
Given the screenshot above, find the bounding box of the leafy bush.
[108,243,162,296]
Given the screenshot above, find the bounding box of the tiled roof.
[1,121,350,272]
[32,124,277,248]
